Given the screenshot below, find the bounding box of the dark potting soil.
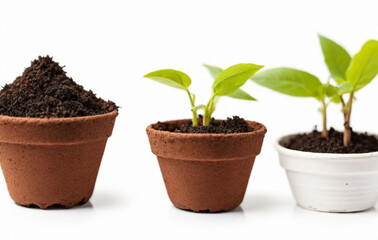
[0,56,118,118]
[157,116,254,134]
[282,128,378,154]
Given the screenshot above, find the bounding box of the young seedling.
[144,63,263,126]
[250,35,378,146]
[318,36,378,146]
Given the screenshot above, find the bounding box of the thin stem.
[340,95,346,109]
[340,94,346,118]
[203,94,216,126]
[321,96,328,138]
[186,89,198,126]
[343,91,354,146]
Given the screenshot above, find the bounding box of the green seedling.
[144,63,263,126]
[249,35,378,146]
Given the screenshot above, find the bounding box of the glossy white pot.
[275,134,378,213]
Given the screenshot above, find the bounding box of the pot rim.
[274,133,378,159]
[0,110,118,124]
[146,118,267,138]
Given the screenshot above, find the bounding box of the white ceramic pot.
[275,134,378,213]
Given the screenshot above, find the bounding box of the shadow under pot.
[275,134,378,213]
[0,110,118,209]
[146,119,267,213]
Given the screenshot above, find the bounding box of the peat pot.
[146,119,267,213]
[0,110,118,209]
[275,134,378,213]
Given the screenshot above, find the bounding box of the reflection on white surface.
[169,205,246,222]
[293,204,378,216]
[76,202,94,210]
[242,193,295,213]
[90,190,126,209]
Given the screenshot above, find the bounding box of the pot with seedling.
[249,36,378,212]
[144,63,267,212]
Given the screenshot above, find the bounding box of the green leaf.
[203,64,223,79]
[331,95,341,104]
[226,89,257,101]
[212,63,263,96]
[339,81,354,93]
[192,104,205,112]
[204,64,257,101]
[318,34,351,83]
[324,84,339,98]
[251,68,323,98]
[323,84,341,103]
[346,40,378,91]
[144,69,191,90]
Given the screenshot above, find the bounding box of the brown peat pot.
[146,119,267,212]
[0,110,118,209]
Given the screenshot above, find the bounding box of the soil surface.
[282,128,378,153]
[0,56,118,118]
[157,116,254,134]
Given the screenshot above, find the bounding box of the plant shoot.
[144,63,263,126]
[250,36,378,146]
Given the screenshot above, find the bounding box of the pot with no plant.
[0,56,118,209]
[144,63,267,212]
[250,36,378,213]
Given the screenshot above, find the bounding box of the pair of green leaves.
[203,64,259,101]
[144,63,263,101]
[320,36,378,93]
[210,63,263,98]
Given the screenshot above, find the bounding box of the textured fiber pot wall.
[146,119,267,212]
[276,134,378,213]
[0,110,118,209]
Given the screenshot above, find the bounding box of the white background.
[1,0,378,239]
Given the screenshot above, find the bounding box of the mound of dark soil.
[0,56,117,118]
[282,128,378,153]
[157,116,254,134]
